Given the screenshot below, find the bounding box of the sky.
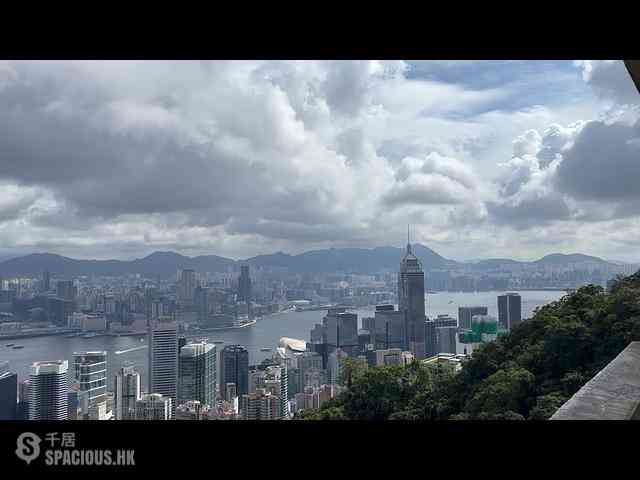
[0,60,638,262]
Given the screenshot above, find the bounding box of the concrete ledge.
[552,342,640,420]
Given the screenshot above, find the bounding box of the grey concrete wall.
[552,341,640,420]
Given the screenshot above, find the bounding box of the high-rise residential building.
[297,352,324,390]
[240,389,281,420]
[42,270,51,292]
[238,265,252,302]
[29,360,69,420]
[148,318,178,416]
[178,269,197,307]
[398,233,427,359]
[498,293,522,331]
[178,341,216,407]
[458,306,488,330]
[250,360,289,419]
[220,345,249,400]
[56,279,77,302]
[73,351,108,418]
[322,308,358,356]
[0,362,17,420]
[135,393,172,420]
[114,365,141,420]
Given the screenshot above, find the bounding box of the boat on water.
[82,332,99,339]
[213,341,224,344]
[260,348,271,352]
[6,343,14,347]
[12,345,24,349]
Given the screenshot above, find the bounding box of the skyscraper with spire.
[398,226,427,359]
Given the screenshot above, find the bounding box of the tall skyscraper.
[220,345,249,400]
[178,269,197,306]
[398,230,427,359]
[458,306,488,330]
[42,270,51,292]
[73,351,107,418]
[178,341,216,407]
[238,265,252,302]
[322,308,358,356]
[135,393,172,420]
[372,305,406,350]
[498,293,522,331]
[0,362,17,420]
[114,365,141,420]
[424,320,437,358]
[29,360,69,420]
[148,318,178,416]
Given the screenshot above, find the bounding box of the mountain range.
[0,246,631,278]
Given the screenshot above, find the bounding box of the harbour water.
[0,290,566,388]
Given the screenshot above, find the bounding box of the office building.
[29,360,69,420]
[178,269,197,307]
[220,345,249,400]
[372,305,406,350]
[135,393,172,420]
[398,235,427,359]
[42,270,51,292]
[238,265,252,302]
[73,351,108,418]
[17,379,30,420]
[424,320,437,358]
[458,306,488,330]
[0,362,17,420]
[148,318,178,416]
[323,308,358,356]
[436,326,458,354]
[498,293,522,331]
[240,389,281,420]
[178,341,216,407]
[459,315,500,345]
[67,386,88,420]
[114,365,141,420]
[433,314,457,328]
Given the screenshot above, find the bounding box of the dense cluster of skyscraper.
[0,234,526,421]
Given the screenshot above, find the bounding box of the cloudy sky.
[0,60,638,262]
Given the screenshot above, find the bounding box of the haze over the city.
[0,60,638,262]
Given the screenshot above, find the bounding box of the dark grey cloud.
[486,193,572,229]
[555,119,640,201]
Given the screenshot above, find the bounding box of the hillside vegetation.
[297,273,640,420]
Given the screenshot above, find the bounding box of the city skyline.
[0,61,639,263]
